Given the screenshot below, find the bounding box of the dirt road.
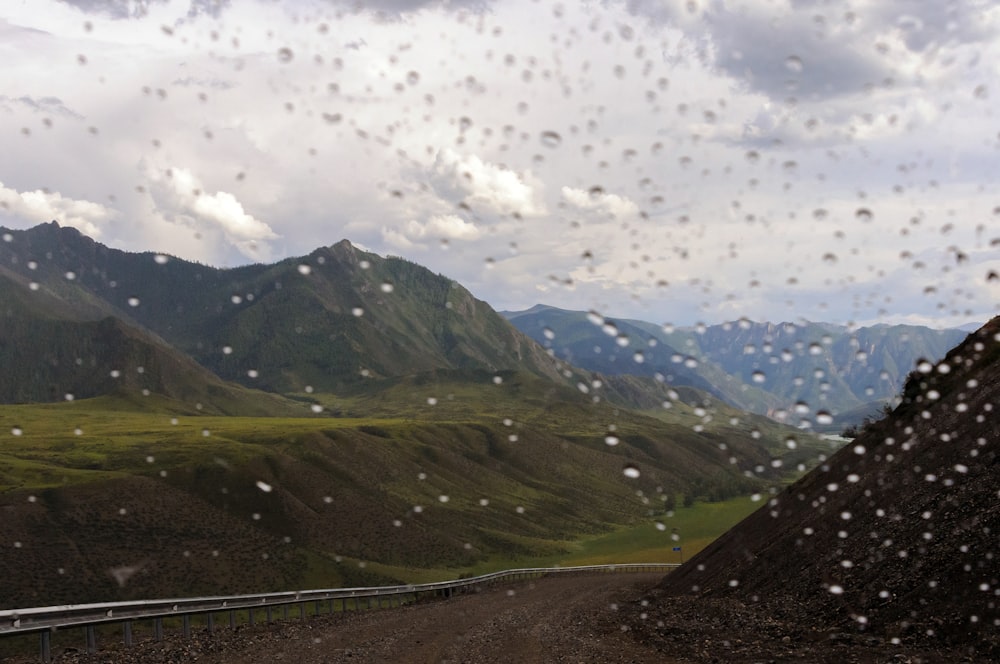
[41,572,670,663]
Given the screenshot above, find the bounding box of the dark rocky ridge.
[652,317,1000,657]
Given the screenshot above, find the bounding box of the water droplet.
[785,55,803,72]
[127,296,140,307]
[493,375,503,385]
[310,404,323,413]
[438,494,449,503]
[65,271,76,280]
[427,397,438,406]
[406,70,420,85]
[154,254,169,265]
[751,371,766,383]
[605,435,620,446]
[11,426,22,436]
[351,307,364,317]
[222,346,233,355]
[380,282,394,293]
[247,369,259,378]
[540,130,562,147]
[297,264,312,275]
[277,47,294,63]
[256,480,273,493]
[622,464,641,479]
[829,584,844,595]
[816,411,833,425]
[479,498,490,506]
[542,327,555,340]
[855,208,873,222]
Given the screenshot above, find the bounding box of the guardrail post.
[40,631,51,663]
[207,612,215,633]
[299,603,306,620]
[266,606,273,623]
[154,617,163,641]
[248,608,255,626]
[85,625,96,654]
[124,621,133,647]
[182,615,191,639]
[229,610,236,629]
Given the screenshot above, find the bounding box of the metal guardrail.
[0,563,677,662]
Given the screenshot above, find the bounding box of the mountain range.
[1,221,968,431]
[0,221,810,606]
[504,304,967,429]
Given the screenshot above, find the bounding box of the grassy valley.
[0,373,814,608]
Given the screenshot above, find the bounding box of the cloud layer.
[2,0,998,327]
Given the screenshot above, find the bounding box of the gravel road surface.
[31,572,669,664]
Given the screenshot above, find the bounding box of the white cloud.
[0,181,114,237]
[144,165,279,261]
[561,186,640,220]
[430,149,546,218]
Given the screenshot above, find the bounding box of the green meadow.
[0,387,827,607]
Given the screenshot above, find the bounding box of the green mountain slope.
[0,269,303,415]
[0,224,568,394]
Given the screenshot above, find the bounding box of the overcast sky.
[1,0,999,328]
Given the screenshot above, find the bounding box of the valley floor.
[16,572,991,664]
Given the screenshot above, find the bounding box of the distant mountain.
[504,305,967,426]
[682,320,966,412]
[500,305,783,414]
[655,318,999,653]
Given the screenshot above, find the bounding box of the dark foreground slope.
[645,318,1000,658]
